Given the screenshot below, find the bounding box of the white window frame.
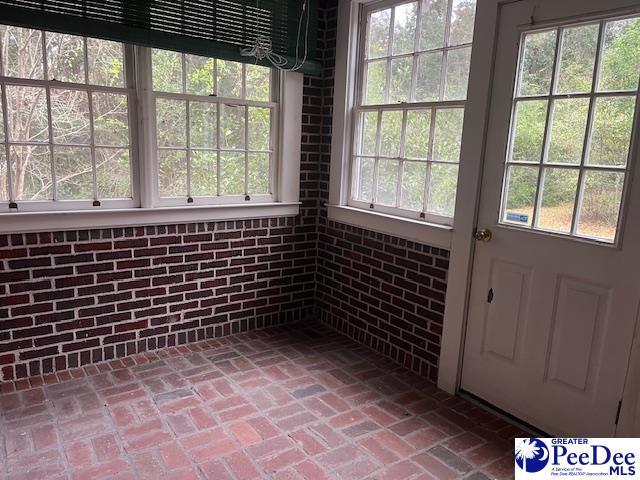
[328,0,474,249]
[0,29,303,233]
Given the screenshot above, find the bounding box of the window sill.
[0,202,301,234]
[326,204,453,249]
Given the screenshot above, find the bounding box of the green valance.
[0,0,320,75]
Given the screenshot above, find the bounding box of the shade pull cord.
[240,0,310,71]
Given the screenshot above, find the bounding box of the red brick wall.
[0,219,317,380]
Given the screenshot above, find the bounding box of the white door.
[461,0,640,436]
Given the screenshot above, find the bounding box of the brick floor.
[0,323,521,479]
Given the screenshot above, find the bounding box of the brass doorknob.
[473,228,492,242]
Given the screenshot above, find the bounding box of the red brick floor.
[0,323,521,479]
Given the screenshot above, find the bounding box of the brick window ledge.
[326,204,453,250]
[0,202,301,234]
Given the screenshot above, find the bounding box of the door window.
[500,17,640,243]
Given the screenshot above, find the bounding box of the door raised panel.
[545,276,610,392]
[482,259,531,362]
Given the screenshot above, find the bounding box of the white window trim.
[0,38,303,233]
[327,0,459,249]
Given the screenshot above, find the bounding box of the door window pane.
[587,96,635,167]
[518,30,557,96]
[555,24,598,94]
[577,171,624,241]
[598,18,640,92]
[537,167,579,233]
[546,98,589,165]
[511,100,547,163]
[503,165,538,227]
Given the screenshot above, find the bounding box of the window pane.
[354,157,375,202]
[2,26,43,79]
[93,93,129,146]
[96,148,131,199]
[555,24,598,94]
[379,110,403,157]
[220,104,245,149]
[511,100,547,163]
[156,98,186,147]
[248,107,271,150]
[220,152,245,195]
[433,108,463,162]
[401,160,426,210]
[0,148,7,201]
[158,149,187,197]
[376,159,399,206]
[577,171,624,241]
[419,0,447,51]
[190,102,217,149]
[217,60,242,98]
[185,54,214,96]
[87,38,124,87]
[364,60,388,105]
[502,165,539,226]
[10,145,51,200]
[368,8,391,59]
[191,150,217,197]
[246,65,271,101]
[587,96,635,167]
[444,46,471,100]
[46,33,85,84]
[6,86,49,142]
[389,57,412,103]
[518,30,557,96]
[54,147,93,200]
[449,0,476,46]
[248,152,270,194]
[599,18,640,92]
[546,98,589,165]
[152,49,183,93]
[392,2,418,55]
[427,163,458,216]
[51,89,90,144]
[415,52,442,102]
[359,111,378,156]
[537,167,579,233]
[405,110,431,159]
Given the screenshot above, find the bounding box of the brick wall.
[314,0,450,382]
[0,219,317,381]
[0,1,452,383]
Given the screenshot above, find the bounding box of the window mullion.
[244,105,249,197]
[1,84,12,204]
[42,32,57,203]
[133,45,156,208]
